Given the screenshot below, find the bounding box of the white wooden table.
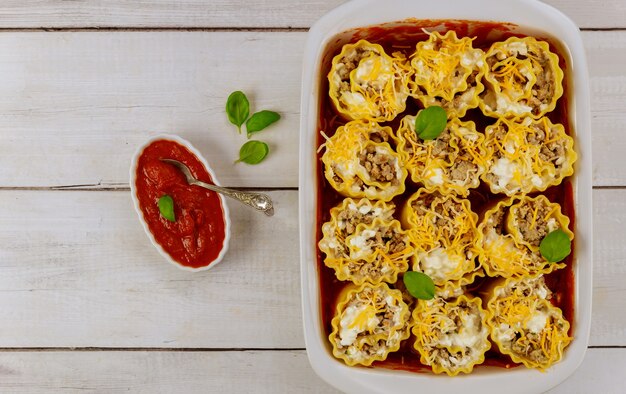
[0,1,624,392]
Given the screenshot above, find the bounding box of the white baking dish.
[298,0,592,393]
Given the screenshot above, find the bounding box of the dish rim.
[298,0,593,393]
[129,133,232,273]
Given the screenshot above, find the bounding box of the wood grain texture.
[0,348,622,393]
[0,32,302,189]
[0,0,622,29]
[0,188,621,347]
[0,350,339,393]
[0,30,624,188]
[0,190,302,348]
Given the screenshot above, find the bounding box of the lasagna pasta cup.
[401,189,480,286]
[480,36,564,118]
[412,295,491,375]
[397,115,486,196]
[329,283,411,366]
[486,276,572,370]
[328,39,412,121]
[482,116,576,196]
[319,198,411,285]
[409,30,486,118]
[506,195,574,252]
[321,120,407,201]
[477,197,570,277]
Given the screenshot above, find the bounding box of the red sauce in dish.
[315,20,576,373]
[135,139,226,269]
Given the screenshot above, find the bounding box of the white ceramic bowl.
[130,134,231,272]
[298,0,592,393]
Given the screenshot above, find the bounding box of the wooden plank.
[0,348,621,393]
[0,190,302,348]
[0,350,340,393]
[0,31,624,188]
[0,188,623,347]
[0,0,622,29]
[0,32,302,189]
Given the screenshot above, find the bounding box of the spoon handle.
[191,180,274,217]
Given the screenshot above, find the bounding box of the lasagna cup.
[486,276,572,370]
[409,30,486,118]
[319,198,412,285]
[477,197,570,277]
[396,114,486,196]
[401,189,480,286]
[482,116,576,196]
[328,39,412,121]
[480,36,564,118]
[412,295,491,375]
[321,120,407,201]
[506,195,574,252]
[329,283,411,366]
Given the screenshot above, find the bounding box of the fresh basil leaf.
[403,271,435,300]
[415,106,447,140]
[158,195,176,222]
[236,140,269,165]
[540,229,572,263]
[246,110,280,138]
[226,91,250,133]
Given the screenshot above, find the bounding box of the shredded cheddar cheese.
[328,40,413,121]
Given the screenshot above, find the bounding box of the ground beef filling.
[513,200,553,247]
[411,196,471,245]
[336,290,399,356]
[359,146,399,185]
[450,160,477,182]
[418,303,482,369]
[347,227,407,281]
[337,48,373,82]
[488,50,555,115]
[337,208,374,237]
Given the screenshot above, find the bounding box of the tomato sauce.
[315,20,576,372]
[135,139,226,269]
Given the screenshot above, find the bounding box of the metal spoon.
[161,159,274,217]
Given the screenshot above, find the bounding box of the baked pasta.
[396,114,486,196]
[329,283,411,366]
[477,196,573,277]
[412,295,491,375]
[321,120,407,201]
[482,116,576,196]
[401,189,480,286]
[486,276,572,370]
[506,194,575,252]
[409,30,486,118]
[480,36,564,118]
[328,39,413,121]
[318,198,411,285]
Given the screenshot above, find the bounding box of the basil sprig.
[403,271,435,300]
[236,140,269,165]
[158,195,176,222]
[226,91,250,134]
[246,110,280,138]
[540,229,572,263]
[415,106,447,140]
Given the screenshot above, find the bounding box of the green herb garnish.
[540,229,572,263]
[246,110,280,138]
[236,140,269,165]
[403,271,435,300]
[226,91,250,134]
[415,106,447,140]
[158,195,176,222]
